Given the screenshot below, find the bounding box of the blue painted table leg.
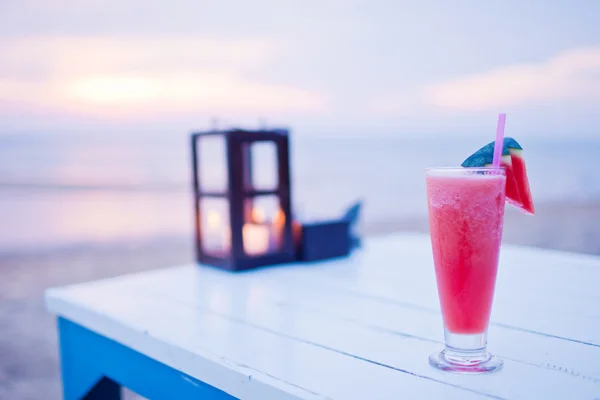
[59,319,121,399]
[56,317,237,400]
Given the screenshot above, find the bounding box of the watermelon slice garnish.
[462,137,535,215]
[504,139,535,215]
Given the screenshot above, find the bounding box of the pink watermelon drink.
[426,135,534,374]
[426,169,506,334]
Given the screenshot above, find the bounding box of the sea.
[1,133,599,252]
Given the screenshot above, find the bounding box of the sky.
[1,0,600,138]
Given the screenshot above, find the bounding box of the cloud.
[0,35,328,116]
[422,46,600,111]
[64,71,326,113]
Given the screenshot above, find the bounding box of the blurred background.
[1,1,600,398]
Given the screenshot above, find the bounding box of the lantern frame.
[190,128,296,271]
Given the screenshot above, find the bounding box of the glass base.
[429,330,503,374]
[429,349,503,374]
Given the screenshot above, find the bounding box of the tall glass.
[425,167,505,374]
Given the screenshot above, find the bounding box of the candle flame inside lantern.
[273,209,286,228]
[251,207,265,223]
[204,209,230,254]
[207,210,221,229]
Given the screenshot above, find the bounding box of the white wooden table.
[45,233,600,400]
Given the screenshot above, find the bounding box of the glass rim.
[425,166,506,175]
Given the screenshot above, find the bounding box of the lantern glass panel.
[196,135,228,192]
[248,141,278,191]
[199,197,230,257]
[242,195,284,256]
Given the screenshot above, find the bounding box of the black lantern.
[190,128,297,271]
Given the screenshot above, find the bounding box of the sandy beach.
[1,200,600,399]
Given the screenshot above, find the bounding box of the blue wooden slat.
[58,317,237,400]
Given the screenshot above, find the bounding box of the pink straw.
[492,113,506,168]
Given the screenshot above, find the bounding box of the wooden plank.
[120,265,600,399]
[252,233,600,345]
[126,263,600,383]
[46,283,489,400]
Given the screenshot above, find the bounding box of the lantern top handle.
[191,128,289,141]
